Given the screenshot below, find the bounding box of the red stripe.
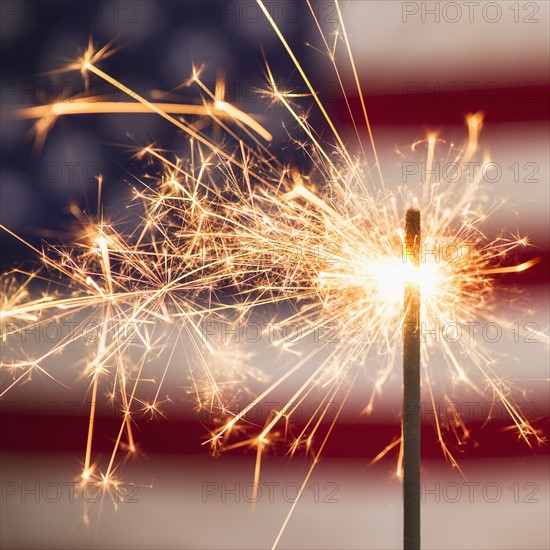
[333,83,550,126]
[1,414,547,460]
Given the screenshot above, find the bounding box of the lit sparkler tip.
[405,207,421,271]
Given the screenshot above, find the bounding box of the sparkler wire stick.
[403,207,421,550]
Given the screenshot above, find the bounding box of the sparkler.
[1,1,545,547]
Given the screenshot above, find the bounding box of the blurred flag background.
[1,1,548,548]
